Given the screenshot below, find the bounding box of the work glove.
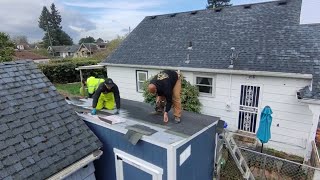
[91,108,97,115]
[115,109,120,115]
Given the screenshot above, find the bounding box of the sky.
[0,0,319,43]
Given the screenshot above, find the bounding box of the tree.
[207,0,231,9]
[12,36,28,45]
[96,38,104,43]
[143,75,202,113]
[0,32,15,62]
[38,3,73,47]
[79,36,96,44]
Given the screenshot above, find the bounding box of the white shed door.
[238,85,261,133]
[114,149,163,180]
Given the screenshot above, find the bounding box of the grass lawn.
[54,82,82,97]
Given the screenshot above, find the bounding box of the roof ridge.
[146,0,298,18]
[0,60,33,66]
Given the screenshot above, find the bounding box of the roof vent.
[214,8,222,12]
[278,1,287,5]
[229,47,236,69]
[150,16,157,19]
[190,11,198,15]
[244,5,252,9]
[170,13,177,17]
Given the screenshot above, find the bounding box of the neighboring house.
[16,43,30,50]
[29,44,43,50]
[76,43,99,58]
[100,0,320,161]
[96,42,108,49]
[47,45,80,58]
[14,50,50,64]
[0,60,102,179]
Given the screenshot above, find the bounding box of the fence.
[219,144,320,180]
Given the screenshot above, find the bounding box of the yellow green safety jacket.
[87,77,105,95]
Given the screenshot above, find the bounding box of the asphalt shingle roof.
[0,60,102,179]
[103,0,320,99]
[50,45,80,53]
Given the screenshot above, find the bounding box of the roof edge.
[47,150,103,180]
[100,63,313,79]
[145,0,300,17]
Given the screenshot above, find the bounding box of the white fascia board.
[81,116,171,149]
[173,121,218,149]
[299,98,320,105]
[100,63,312,79]
[46,150,103,180]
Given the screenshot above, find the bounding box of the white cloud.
[63,0,164,10]
[0,0,96,43]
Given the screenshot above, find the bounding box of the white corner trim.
[99,63,313,79]
[167,145,176,180]
[46,150,103,180]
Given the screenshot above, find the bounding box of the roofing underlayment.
[69,98,219,141]
[0,60,102,179]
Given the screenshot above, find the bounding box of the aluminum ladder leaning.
[214,130,255,180]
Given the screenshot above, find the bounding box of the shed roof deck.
[69,98,219,145]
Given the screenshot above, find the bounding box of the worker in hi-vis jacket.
[91,78,120,115]
[81,76,105,98]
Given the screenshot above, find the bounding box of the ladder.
[214,130,255,180]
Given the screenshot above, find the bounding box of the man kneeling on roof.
[91,78,121,115]
[81,76,105,98]
[148,70,182,124]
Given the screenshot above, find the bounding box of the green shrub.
[142,74,202,113]
[38,60,107,83]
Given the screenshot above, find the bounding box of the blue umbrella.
[256,106,273,153]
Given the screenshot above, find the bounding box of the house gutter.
[46,149,103,180]
[99,63,313,79]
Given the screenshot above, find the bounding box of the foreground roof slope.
[0,60,102,179]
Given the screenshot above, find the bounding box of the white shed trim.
[100,63,313,79]
[75,64,105,70]
[46,150,103,180]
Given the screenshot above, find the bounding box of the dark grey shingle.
[0,61,102,179]
[103,0,320,99]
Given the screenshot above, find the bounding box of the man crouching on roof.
[91,78,121,115]
[148,70,182,124]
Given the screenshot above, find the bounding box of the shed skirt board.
[84,121,168,180]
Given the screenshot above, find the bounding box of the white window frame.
[136,70,148,92]
[114,148,163,180]
[194,74,215,97]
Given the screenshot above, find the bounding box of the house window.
[195,76,214,95]
[136,70,148,92]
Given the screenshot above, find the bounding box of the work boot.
[174,117,181,124]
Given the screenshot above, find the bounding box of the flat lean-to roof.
[70,99,219,145]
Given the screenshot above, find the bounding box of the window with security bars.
[195,76,213,95]
[136,70,148,92]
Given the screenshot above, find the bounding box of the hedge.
[38,60,107,83]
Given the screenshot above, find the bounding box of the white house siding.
[107,66,313,157]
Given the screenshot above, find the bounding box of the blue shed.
[74,99,219,180]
